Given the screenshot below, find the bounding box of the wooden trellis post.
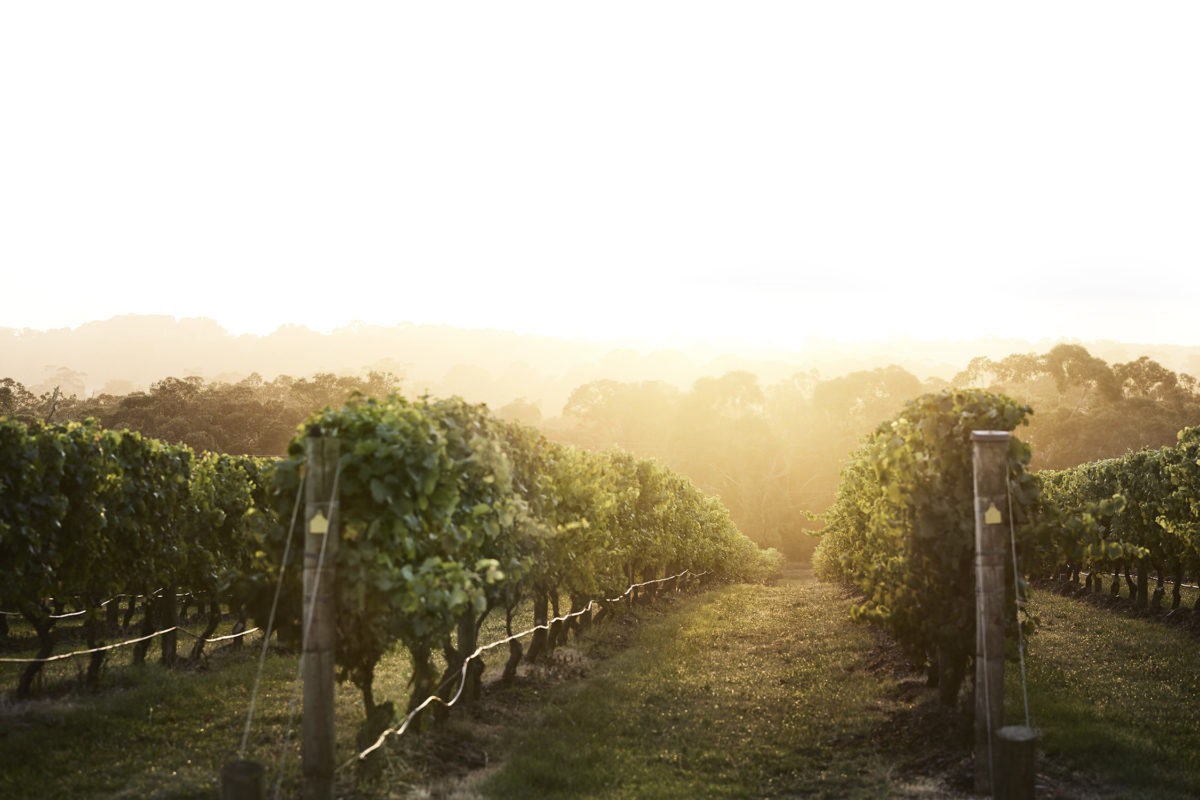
[304,428,339,800]
[973,430,1037,799]
[972,430,1009,796]
[220,759,265,800]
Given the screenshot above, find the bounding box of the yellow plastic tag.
[309,511,329,535]
[984,504,1002,525]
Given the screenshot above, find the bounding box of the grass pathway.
[479,575,906,799]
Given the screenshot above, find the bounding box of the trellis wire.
[1,589,189,619]
[1006,478,1031,727]
[343,568,708,770]
[238,473,307,758]
[0,625,261,664]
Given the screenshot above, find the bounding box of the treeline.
[5,342,1198,560]
[953,344,1200,468]
[0,372,400,456]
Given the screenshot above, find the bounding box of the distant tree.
[0,377,85,423]
[12,370,402,457]
[1043,343,1122,410]
[562,379,680,453]
[31,366,87,399]
[811,365,923,429]
[950,345,1200,469]
[1114,356,1182,402]
[496,397,543,426]
[686,371,765,419]
[0,378,37,419]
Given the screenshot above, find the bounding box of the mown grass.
[5,578,1200,799]
[481,578,898,799]
[0,600,540,800]
[1010,589,1200,799]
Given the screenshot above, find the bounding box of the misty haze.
[5,2,1200,797]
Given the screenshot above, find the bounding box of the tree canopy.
[951,344,1200,469]
[0,371,400,456]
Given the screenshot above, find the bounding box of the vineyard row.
[0,395,782,724]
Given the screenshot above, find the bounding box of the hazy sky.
[2,2,1197,348]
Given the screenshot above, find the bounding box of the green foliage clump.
[0,417,272,692]
[1035,425,1200,609]
[246,393,777,722]
[813,389,1040,704]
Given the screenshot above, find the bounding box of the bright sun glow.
[2,2,1198,347]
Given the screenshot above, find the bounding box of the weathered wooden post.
[220,759,265,800]
[304,427,339,800]
[995,725,1037,799]
[972,430,1009,796]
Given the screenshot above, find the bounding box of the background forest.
[6,340,1199,561]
